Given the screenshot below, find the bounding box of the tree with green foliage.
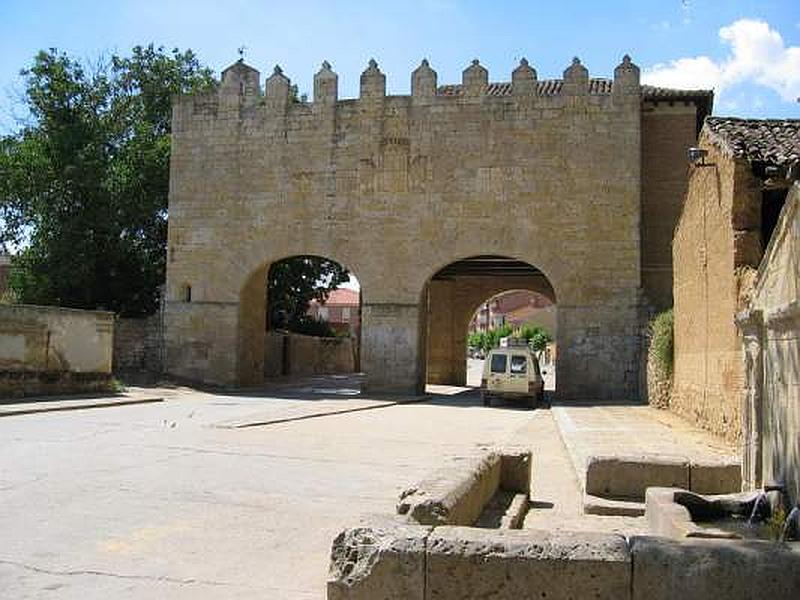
[468,322,553,355]
[517,323,553,353]
[0,45,214,316]
[267,256,350,336]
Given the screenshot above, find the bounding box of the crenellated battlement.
[174,55,646,124]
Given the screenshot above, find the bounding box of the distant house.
[307,288,361,336]
[470,291,554,334]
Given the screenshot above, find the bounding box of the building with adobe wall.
[672,117,799,443]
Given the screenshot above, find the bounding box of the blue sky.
[1,0,798,133]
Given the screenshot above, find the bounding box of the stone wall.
[0,304,114,397]
[672,137,760,441]
[165,55,701,400]
[740,185,799,502]
[263,331,356,377]
[641,103,699,312]
[113,314,163,374]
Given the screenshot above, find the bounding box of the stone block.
[327,520,430,600]
[586,455,690,500]
[689,459,742,495]
[584,493,645,517]
[644,487,697,538]
[397,453,501,526]
[426,527,631,600]
[630,535,800,600]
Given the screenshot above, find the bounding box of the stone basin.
[646,486,800,542]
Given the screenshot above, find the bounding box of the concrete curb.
[0,396,164,417]
[221,395,431,429]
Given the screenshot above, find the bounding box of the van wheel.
[482,392,491,407]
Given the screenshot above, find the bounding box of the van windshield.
[510,355,527,374]
[490,354,507,373]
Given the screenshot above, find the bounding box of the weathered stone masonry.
[165,55,709,399]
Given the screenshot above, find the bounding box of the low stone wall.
[113,314,163,374]
[585,455,741,500]
[264,331,356,377]
[329,522,800,599]
[0,304,114,398]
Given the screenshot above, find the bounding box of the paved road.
[0,383,533,599]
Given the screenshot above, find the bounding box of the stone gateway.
[165,55,711,400]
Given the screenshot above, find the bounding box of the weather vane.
[237,46,247,61]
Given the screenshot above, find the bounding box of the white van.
[481,345,545,409]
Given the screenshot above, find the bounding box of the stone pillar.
[361,303,424,395]
[557,301,641,401]
[738,309,764,491]
[613,54,640,98]
[237,264,268,386]
[562,57,589,96]
[512,58,537,96]
[219,59,261,108]
[313,60,338,105]
[164,301,239,386]
[360,59,386,99]
[426,280,461,386]
[411,59,437,98]
[462,59,488,96]
[264,64,290,111]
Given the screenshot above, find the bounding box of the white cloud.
[642,19,800,103]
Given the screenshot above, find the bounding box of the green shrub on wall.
[650,309,674,377]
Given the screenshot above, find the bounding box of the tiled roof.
[320,288,360,306]
[705,117,800,167]
[437,79,712,103]
[437,80,713,132]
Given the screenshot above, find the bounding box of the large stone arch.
[421,256,559,387]
[236,252,364,386]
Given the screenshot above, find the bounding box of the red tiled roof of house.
[321,288,360,306]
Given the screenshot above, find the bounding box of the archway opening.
[466,290,556,392]
[422,255,557,396]
[237,255,361,386]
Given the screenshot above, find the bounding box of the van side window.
[490,354,507,373]
[510,355,527,374]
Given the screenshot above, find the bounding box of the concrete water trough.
[329,451,800,599]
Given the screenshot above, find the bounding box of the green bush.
[650,309,674,377]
